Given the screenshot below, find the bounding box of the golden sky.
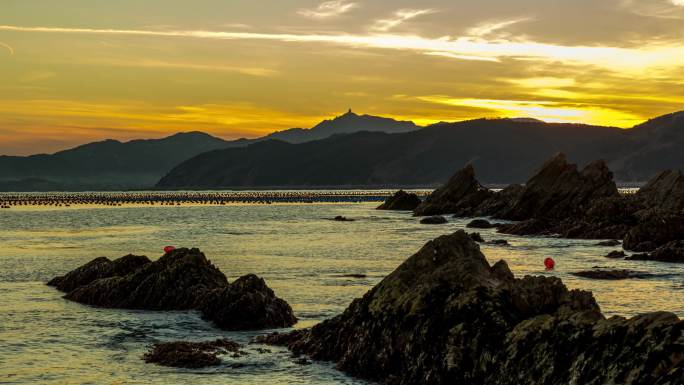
[1,0,684,155]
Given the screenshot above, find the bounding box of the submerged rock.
[571,269,654,280]
[143,339,241,368]
[258,231,683,385]
[466,219,497,229]
[377,190,421,211]
[413,164,493,217]
[333,215,354,222]
[604,250,626,259]
[420,215,448,225]
[49,248,297,331]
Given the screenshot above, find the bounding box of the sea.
[0,191,682,384]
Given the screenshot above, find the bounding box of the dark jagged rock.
[626,240,684,263]
[605,250,626,259]
[637,170,684,213]
[257,231,682,385]
[377,190,421,211]
[199,274,298,331]
[413,164,494,216]
[64,248,229,310]
[466,219,496,229]
[623,211,684,251]
[143,339,241,368]
[47,254,150,292]
[473,184,525,217]
[571,269,654,280]
[49,248,296,331]
[420,215,448,225]
[496,154,619,221]
[468,232,485,242]
[597,240,621,246]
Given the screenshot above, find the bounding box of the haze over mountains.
[2,110,683,191]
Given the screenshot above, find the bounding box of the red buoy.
[164,246,176,253]
[544,257,555,270]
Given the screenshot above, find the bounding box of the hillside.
[157,118,633,188]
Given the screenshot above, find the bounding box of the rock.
[50,248,296,330]
[377,190,421,211]
[198,274,298,331]
[143,339,241,368]
[294,358,312,365]
[636,170,684,213]
[337,274,368,278]
[333,216,354,222]
[413,164,493,217]
[571,269,654,280]
[258,231,682,385]
[496,154,619,221]
[47,254,150,292]
[625,240,684,263]
[597,240,621,246]
[489,239,510,246]
[623,211,684,251]
[466,219,495,229]
[420,215,448,225]
[468,232,485,242]
[605,250,626,259]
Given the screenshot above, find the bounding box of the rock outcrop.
[143,339,242,368]
[377,190,422,211]
[49,248,297,330]
[47,254,150,292]
[413,164,493,217]
[199,274,298,330]
[626,240,684,263]
[636,170,684,213]
[257,231,683,385]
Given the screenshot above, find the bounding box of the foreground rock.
[49,248,297,330]
[571,269,654,280]
[377,190,421,211]
[143,339,241,368]
[420,215,447,225]
[257,231,683,385]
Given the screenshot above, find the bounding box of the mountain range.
[157,111,684,189]
[2,110,683,191]
[0,111,416,190]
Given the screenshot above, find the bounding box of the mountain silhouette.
[0,111,419,190]
[157,112,684,189]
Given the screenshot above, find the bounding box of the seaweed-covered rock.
[377,190,421,211]
[49,248,297,331]
[199,274,298,331]
[64,248,228,310]
[143,339,241,368]
[258,231,683,385]
[413,164,493,216]
[47,254,150,292]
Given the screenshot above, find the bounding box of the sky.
[1,0,684,155]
